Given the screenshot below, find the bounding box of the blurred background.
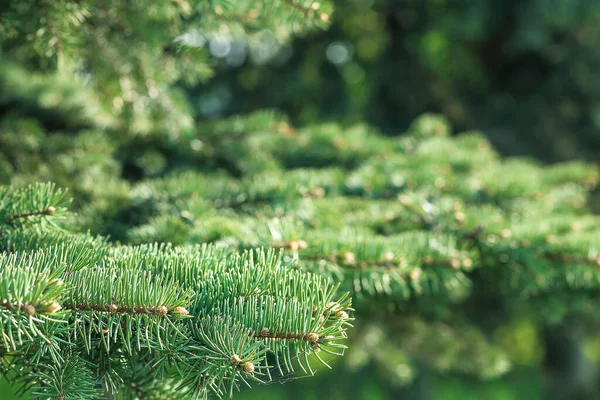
[193,0,600,163]
[192,1,600,399]
[2,0,600,399]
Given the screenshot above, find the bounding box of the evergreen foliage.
[200,0,600,162]
[0,183,352,399]
[3,1,600,399]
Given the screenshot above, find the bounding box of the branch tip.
[4,206,59,226]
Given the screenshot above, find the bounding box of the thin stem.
[63,303,170,316]
[4,206,56,226]
[250,328,319,343]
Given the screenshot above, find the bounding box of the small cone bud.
[154,306,168,317]
[336,311,349,320]
[306,332,320,344]
[309,187,325,197]
[41,301,62,314]
[24,304,36,316]
[46,206,56,214]
[410,268,422,281]
[288,240,308,250]
[454,211,465,223]
[172,306,189,316]
[241,362,255,373]
[343,251,355,264]
[231,354,242,364]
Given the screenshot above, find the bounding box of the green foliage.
[3,0,600,399]
[59,113,600,394]
[0,184,351,399]
[200,0,600,162]
[5,107,600,398]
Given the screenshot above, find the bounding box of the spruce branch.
[0,183,352,398]
[0,300,62,316]
[4,206,56,227]
[0,183,68,231]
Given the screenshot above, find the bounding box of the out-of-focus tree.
[195,0,600,161]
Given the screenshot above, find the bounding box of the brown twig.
[62,303,176,317]
[251,328,320,344]
[4,206,56,226]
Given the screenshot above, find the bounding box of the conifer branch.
[251,328,321,344]
[0,300,62,316]
[0,183,351,398]
[4,206,56,226]
[299,252,468,271]
[62,303,188,317]
[539,252,600,268]
[5,0,600,393]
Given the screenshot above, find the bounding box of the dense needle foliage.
[2,1,600,399]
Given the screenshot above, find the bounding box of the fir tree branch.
[300,252,468,271]
[3,206,56,226]
[539,252,600,268]
[397,195,434,227]
[251,328,321,344]
[0,300,62,316]
[62,303,188,317]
